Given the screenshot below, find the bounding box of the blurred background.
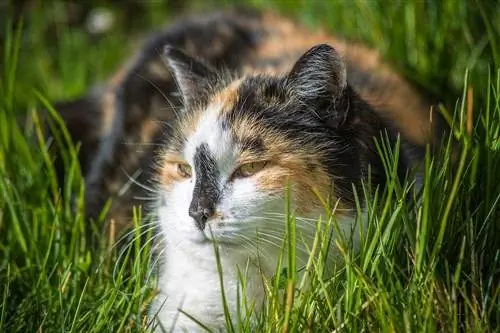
[1,0,499,111]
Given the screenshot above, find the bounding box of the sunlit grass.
[1,1,499,332]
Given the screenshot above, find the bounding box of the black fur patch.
[189,143,220,230]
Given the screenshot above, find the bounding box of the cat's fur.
[51,7,439,332]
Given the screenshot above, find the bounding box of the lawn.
[1,0,499,332]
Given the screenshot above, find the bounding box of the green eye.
[177,163,192,178]
[234,161,268,178]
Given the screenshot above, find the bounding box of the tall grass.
[1,1,499,332]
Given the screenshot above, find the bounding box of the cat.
[51,7,439,332]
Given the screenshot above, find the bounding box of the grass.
[1,0,500,332]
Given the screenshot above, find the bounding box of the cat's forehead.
[182,79,246,159]
[184,101,234,161]
[179,76,293,162]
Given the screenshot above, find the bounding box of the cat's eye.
[233,161,268,178]
[177,163,192,178]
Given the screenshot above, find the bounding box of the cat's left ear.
[286,44,348,128]
[162,46,216,109]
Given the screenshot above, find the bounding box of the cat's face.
[156,45,364,249]
[158,101,308,245]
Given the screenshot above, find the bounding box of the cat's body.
[53,8,438,332]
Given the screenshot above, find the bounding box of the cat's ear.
[162,46,216,108]
[286,44,348,127]
[287,44,347,100]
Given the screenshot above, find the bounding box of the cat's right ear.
[162,46,216,109]
[286,44,349,129]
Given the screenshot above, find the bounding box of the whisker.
[152,118,176,131]
[139,232,166,285]
[261,213,354,227]
[109,220,159,252]
[121,142,165,147]
[147,241,169,282]
[134,195,161,202]
[112,224,160,283]
[120,168,159,195]
[232,216,329,231]
[248,234,310,267]
[234,233,274,263]
[134,71,182,120]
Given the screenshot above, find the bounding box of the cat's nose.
[189,205,215,231]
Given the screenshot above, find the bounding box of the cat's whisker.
[221,220,319,235]
[134,195,161,202]
[233,215,328,231]
[234,233,274,261]
[112,224,160,281]
[142,237,167,286]
[120,168,159,195]
[93,223,154,276]
[262,213,355,227]
[122,141,165,147]
[263,205,356,216]
[256,231,312,256]
[109,220,159,252]
[134,227,161,253]
[251,235,309,267]
[263,211,344,221]
[248,233,283,250]
[226,222,324,247]
[261,218,328,230]
[134,70,182,120]
[153,118,176,131]
[146,243,168,284]
[149,238,168,267]
[116,231,165,285]
[111,222,157,250]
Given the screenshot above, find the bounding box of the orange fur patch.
[229,113,349,216]
[212,78,244,116]
[159,153,190,190]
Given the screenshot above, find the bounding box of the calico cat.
[52,7,438,332]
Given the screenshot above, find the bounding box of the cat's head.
[156,44,384,249]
